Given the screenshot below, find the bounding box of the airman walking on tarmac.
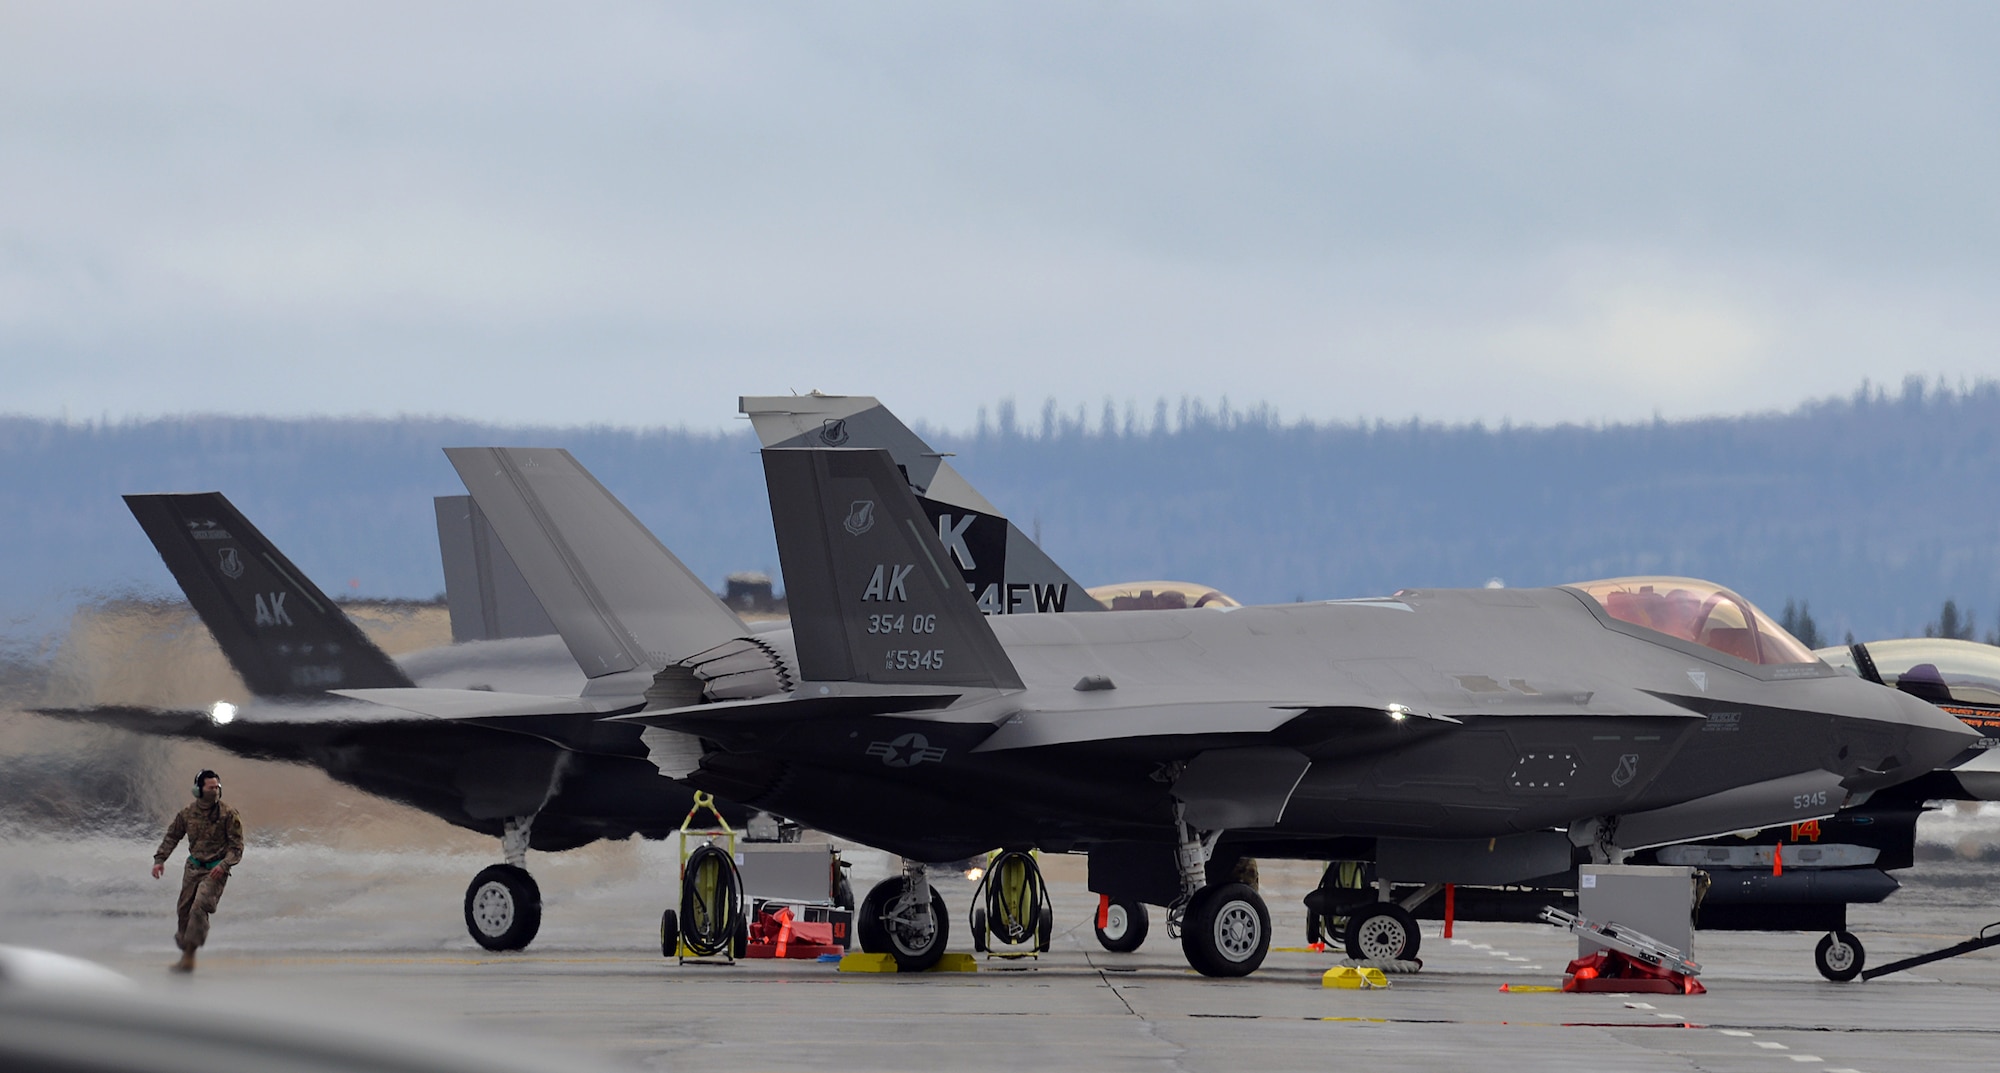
[151,768,244,973]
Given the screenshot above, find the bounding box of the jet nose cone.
[1887,690,1986,778]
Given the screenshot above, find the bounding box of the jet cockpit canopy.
[1086,581,1240,611]
[1820,638,2000,708]
[1566,576,1818,666]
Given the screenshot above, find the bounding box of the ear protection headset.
[193,769,219,799]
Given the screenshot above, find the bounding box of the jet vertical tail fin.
[762,447,1022,690]
[123,493,415,696]
[444,447,750,695]
[433,494,558,643]
[742,394,1103,615]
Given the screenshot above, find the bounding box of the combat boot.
[170,948,195,973]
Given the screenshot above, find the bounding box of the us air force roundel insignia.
[1686,670,1708,692]
[843,500,876,536]
[866,732,947,768]
[217,547,244,579]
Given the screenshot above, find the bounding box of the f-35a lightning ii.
[620,447,1980,976]
[41,487,769,953]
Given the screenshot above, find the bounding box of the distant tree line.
[10,375,2000,647]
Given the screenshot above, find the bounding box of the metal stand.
[671,791,742,964]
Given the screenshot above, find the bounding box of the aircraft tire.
[464,864,542,952]
[1343,903,1419,963]
[857,879,892,953]
[1815,930,1865,982]
[1094,899,1149,953]
[858,877,950,970]
[1181,883,1270,978]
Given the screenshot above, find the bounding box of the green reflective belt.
[189,855,226,869]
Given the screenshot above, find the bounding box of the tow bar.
[1860,922,2000,981]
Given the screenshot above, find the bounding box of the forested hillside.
[5,377,1998,648]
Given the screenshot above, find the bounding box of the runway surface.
[3,830,1998,1072]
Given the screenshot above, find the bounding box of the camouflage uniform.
[153,798,244,953]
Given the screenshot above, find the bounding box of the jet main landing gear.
[1167,804,1271,977]
[465,816,542,951]
[857,861,950,971]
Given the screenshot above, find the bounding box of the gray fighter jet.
[41,490,767,953]
[618,447,1980,976]
[742,393,1106,616]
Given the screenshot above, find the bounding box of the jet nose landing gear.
[857,863,951,972]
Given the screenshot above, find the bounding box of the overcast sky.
[5,2,1999,432]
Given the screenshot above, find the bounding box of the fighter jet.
[39,489,769,952]
[742,393,1242,616]
[617,447,1980,976]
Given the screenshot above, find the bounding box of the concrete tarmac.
[3,831,1998,1072]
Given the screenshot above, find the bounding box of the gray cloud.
[4,1,1999,429]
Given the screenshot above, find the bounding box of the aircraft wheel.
[1094,899,1149,953]
[1815,930,1865,982]
[857,880,891,953]
[464,864,541,952]
[660,910,678,958]
[1181,882,1270,978]
[874,878,951,971]
[1344,903,1420,963]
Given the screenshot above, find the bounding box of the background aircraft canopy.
[1084,580,1240,611]
[1568,576,1817,665]
[1820,637,2000,707]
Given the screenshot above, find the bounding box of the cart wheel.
[972,909,988,953]
[660,909,679,958]
[1344,903,1420,963]
[1095,899,1149,953]
[1816,930,1864,982]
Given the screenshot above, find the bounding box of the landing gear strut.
[858,861,950,971]
[1168,803,1270,977]
[464,815,542,951]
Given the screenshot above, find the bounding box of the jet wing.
[332,688,640,720]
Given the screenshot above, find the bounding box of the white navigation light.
[1387,704,1410,722]
[209,701,237,726]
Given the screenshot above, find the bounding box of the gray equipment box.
[1576,864,1698,959]
[738,843,841,903]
